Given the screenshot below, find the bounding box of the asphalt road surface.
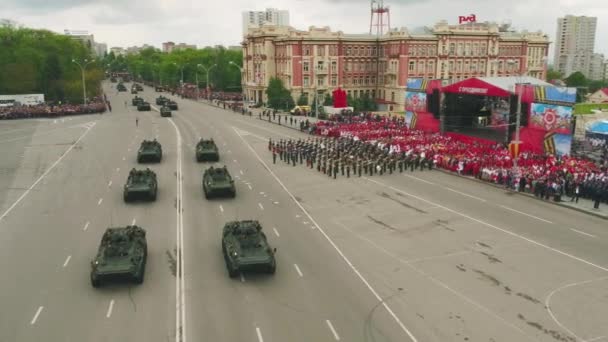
[1,83,607,342]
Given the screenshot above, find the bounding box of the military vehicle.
[132,96,143,106]
[117,83,127,92]
[137,139,162,163]
[90,225,147,287]
[195,138,219,162]
[203,166,235,198]
[137,101,151,111]
[155,86,164,92]
[110,77,117,83]
[131,88,138,94]
[221,220,276,278]
[166,100,178,110]
[123,168,158,202]
[134,83,144,91]
[155,96,168,105]
[160,105,172,117]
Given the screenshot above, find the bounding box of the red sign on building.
[458,14,477,24]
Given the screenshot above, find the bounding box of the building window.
[450,43,455,55]
[304,46,311,56]
[471,61,477,72]
[449,60,454,71]
[391,92,395,102]
[317,77,324,86]
[331,60,337,73]
[409,61,415,71]
[317,61,324,70]
[371,76,376,85]
[346,47,352,56]
[473,43,479,56]
[481,43,487,56]
[428,61,435,73]
[317,45,325,56]
[418,61,425,73]
[354,90,358,98]
[331,76,337,86]
[303,61,309,72]
[457,43,463,56]
[365,76,370,85]
[372,46,377,56]
[457,61,462,72]
[303,76,309,87]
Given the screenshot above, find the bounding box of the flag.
[543,131,556,155]
[409,112,418,130]
[534,86,546,102]
[508,141,520,159]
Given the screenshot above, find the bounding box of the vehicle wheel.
[123,193,130,202]
[134,269,144,284]
[230,190,236,198]
[137,157,142,163]
[228,264,238,278]
[151,190,157,201]
[91,275,101,288]
[268,264,276,275]
[204,190,210,199]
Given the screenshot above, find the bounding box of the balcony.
[384,68,397,75]
[315,67,328,74]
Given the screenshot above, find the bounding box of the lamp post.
[298,60,320,117]
[507,59,527,169]
[228,61,245,104]
[173,62,185,88]
[72,58,96,105]
[198,64,218,101]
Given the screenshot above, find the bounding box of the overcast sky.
[3,0,608,62]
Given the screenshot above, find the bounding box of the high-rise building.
[64,30,95,52]
[242,8,289,36]
[93,42,107,57]
[554,15,598,79]
[162,41,175,53]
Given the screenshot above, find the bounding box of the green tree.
[588,80,608,93]
[297,93,308,106]
[323,93,332,106]
[265,77,293,109]
[564,71,588,88]
[546,68,562,82]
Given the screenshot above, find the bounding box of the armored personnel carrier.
[132,96,143,106]
[222,220,276,277]
[166,100,178,110]
[155,96,168,105]
[90,225,147,287]
[131,88,138,94]
[123,168,158,202]
[195,138,219,162]
[160,105,172,117]
[137,139,162,163]
[137,101,151,111]
[117,83,127,92]
[203,166,235,198]
[134,83,144,91]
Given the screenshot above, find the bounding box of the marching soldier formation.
[268,136,433,179]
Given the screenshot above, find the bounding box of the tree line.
[0,25,104,103]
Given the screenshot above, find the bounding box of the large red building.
[242,20,550,111]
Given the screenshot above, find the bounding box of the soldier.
[333,162,338,179]
[268,138,272,151]
[272,147,277,164]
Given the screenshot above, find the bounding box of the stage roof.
[442,76,551,97]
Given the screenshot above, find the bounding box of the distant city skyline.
[3,0,608,63]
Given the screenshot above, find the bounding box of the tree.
[323,93,332,106]
[564,71,588,88]
[546,68,562,82]
[265,77,293,109]
[297,93,308,106]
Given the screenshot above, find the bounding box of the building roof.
[601,88,608,96]
[442,76,551,97]
[477,76,552,91]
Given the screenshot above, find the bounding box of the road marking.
[0,123,95,223]
[445,187,486,202]
[404,174,435,185]
[326,320,340,340]
[106,299,114,318]
[500,205,553,224]
[248,184,253,190]
[586,336,607,342]
[30,306,43,325]
[116,167,120,172]
[303,221,309,225]
[259,191,265,195]
[296,214,301,218]
[122,157,126,161]
[570,228,596,238]
[108,180,112,187]
[255,327,264,342]
[233,159,237,163]
[273,201,279,205]
[258,203,264,210]
[233,127,419,342]
[97,198,103,205]
[219,205,224,213]
[223,143,226,146]
[63,255,71,268]
[273,227,280,237]
[240,170,244,175]
[294,264,303,277]
[83,221,90,231]
[228,150,232,153]
[131,218,136,225]
[240,274,246,283]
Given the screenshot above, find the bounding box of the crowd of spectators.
[0,97,106,120]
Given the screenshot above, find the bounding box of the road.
[0,83,607,342]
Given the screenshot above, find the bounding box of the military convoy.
[221,220,276,277]
[137,139,162,163]
[166,100,178,110]
[160,105,172,117]
[155,86,165,92]
[156,96,168,106]
[134,83,143,91]
[117,83,127,92]
[123,168,158,202]
[196,138,219,162]
[137,101,151,111]
[202,166,236,199]
[131,88,138,94]
[132,96,143,106]
[90,225,147,287]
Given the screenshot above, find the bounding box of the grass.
[574,103,608,115]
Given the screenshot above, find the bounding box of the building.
[162,41,175,53]
[589,53,605,81]
[173,43,197,51]
[64,29,95,52]
[93,42,107,57]
[125,44,155,55]
[554,15,598,79]
[242,8,289,36]
[109,47,126,57]
[241,21,549,110]
[587,88,608,103]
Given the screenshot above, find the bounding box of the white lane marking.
[259,192,265,195]
[62,255,71,268]
[106,299,114,318]
[326,320,341,340]
[273,201,279,205]
[0,123,95,223]
[586,336,607,342]
[294,264,303,277]
[296,214,301,218]
[83,221,90,231]
[445,187,486,202]
[248,184,253,190]
[233,127,419,342]
[303,221,309,225]
[155,134,159,139]
[97,198,103,205]
[122,157,126,161]
[240,170,244,175]
[240,274,246,283]
[570,228,596,238]
[108,181,112,187]
[256,327,264,342]
[167,118,187,342]
[116,167,120,172]
[258,203,264,210]
[131,218,136,225]
[365,177,608,274]
[30,306,43,325]
[273,227,280,237]
[233,159,237,163]
[500,205,553,224]
[219,205,224,213]
[404,174,435,185]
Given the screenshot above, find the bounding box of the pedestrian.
[136,117,139,127]
[570,184,580,203]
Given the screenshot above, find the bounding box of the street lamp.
[72,58,96,105]
[507,59,526,169]
[228,61,245,104]
[198,63,218,101]
[173,62,185,88]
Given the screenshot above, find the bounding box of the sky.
[3,0,608,62]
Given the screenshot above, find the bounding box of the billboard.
[533,86,576,103]
[405,111,417,129]
[406,78,429,91]
[489,99,510,129]
[544,132,572,156]
[529,103,573,134]
[405,91,427,112]
[0,94,45,107]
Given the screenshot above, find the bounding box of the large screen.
[405,91,427,112]
[529,103,573,134]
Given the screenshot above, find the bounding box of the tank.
[110,77,117,83]
[203,166,235,198]
[137,139,162,163]
[222,220,276,278]
[131,88,138,94]
[123,168,158,202]
[160,105,172,117]
[132,96,143,106]
[90,225,147,287]
[155,96,168,105]
[166,100,178,110]
[155,86,164,92]
[135,84,144,91]
[117,83,127,92]
[137,101,151,111]
[196,138,219,162]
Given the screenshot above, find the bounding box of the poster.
[489,99,510,129]
[534,86,577,103]
[529,103,573,134]
[554,133,573,157]
[405,91,427,112]
[405,111,416,129]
